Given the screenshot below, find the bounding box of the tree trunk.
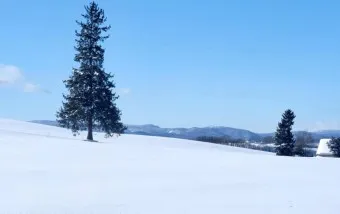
[87,117,93,141]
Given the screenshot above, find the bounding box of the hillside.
[29,120,263,141]
[0,119,339,213]
[30,120,340,142]
[126,124,262,141]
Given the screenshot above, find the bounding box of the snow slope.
[0,119,339,214]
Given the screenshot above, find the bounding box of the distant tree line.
[196,110,317,157]
[196,136,245,145]
[196,136,278,154]
[196,134,316,157]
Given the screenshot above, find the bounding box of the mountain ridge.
[29,120,340,142]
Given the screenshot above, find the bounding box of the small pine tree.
[327,137,340,157]
[56,1,126,141]
[274,109,296,156]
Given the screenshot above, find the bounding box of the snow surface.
[0,119,339,214]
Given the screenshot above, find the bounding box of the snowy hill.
[1,119,340,214]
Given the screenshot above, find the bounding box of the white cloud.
[0,64,49,93]
[0,64,23,84]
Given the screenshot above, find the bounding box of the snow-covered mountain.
[1,119,339,214]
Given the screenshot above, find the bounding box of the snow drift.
[316,138,333,157]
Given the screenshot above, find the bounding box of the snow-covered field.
[0,119,339,214]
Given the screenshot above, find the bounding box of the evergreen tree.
[293,132,312,156]
[327,137,340,157]
[274,109,296,156]
[56,1,126,141]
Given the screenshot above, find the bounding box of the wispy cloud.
[0,64,49,93]
[308,121,340,132]
[24,83,51,94]
[117,88,131,96]
[0,80,9,84]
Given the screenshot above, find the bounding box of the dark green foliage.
[327,137,340,157]
[293,139,305,156]
[274,109,296,156]
[56,1,126,140]
[293,132,312,156]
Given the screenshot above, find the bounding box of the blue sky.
[1,0,340,132]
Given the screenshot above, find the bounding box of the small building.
[316,139,334,157]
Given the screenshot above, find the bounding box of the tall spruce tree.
[274,109,296,156]
[56,1,126,141]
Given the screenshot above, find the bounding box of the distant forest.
[196,135,316,157]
